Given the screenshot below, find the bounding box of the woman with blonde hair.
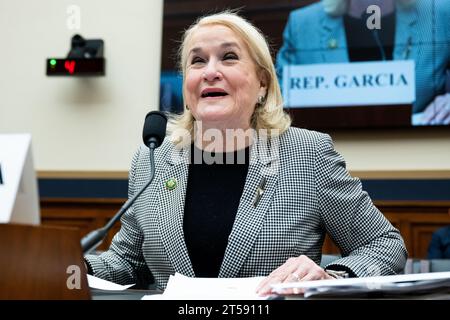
[85,11,406,294]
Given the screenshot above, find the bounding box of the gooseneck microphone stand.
[80,138,158,253]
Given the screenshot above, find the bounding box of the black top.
[343,12,396,61]
[183,144,250,277]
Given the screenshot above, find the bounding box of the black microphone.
[81,111,168,253]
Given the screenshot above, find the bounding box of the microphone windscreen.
[142,111,168,148]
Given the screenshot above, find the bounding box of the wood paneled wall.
[41,198,450,258]
[321,201,450,258]
[41,199,124,252]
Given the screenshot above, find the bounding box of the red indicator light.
[47,58,104,76]
[64,60,76,74]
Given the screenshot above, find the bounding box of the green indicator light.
[50,59,57,66]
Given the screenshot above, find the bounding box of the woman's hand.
[256,255,334,296]
[420,93,450,125]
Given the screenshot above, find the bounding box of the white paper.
[141,294,165,300]
[87,275,134,291]
[142,273,266,300]
[271,271,450,298]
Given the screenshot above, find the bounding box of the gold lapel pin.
[328,38,338,49]
[165,178,177,191]
[253,177,267,208]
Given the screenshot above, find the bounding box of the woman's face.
[184,25,266,130]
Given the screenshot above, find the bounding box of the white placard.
[0,134,40,225]
[283,61,416,107]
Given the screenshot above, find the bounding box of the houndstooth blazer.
[85,127,407,290]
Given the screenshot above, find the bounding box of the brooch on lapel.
[165,178,177,191]
[253,176,267,208]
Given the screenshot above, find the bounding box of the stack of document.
[271,272,450,298]
[142,273,266,300]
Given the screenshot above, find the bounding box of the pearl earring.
[257,95,265,106]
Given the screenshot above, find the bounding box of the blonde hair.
[168,11,291,146]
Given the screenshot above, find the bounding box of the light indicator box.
[46,58,105,76]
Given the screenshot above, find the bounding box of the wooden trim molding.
[350,170,450,179]
[41,197,126,204]
[38,171,129,179]
[375,200,450,208]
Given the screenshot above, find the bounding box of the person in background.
[276,0,450,125]
[84,11,407,295]
[428,225,450,259]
